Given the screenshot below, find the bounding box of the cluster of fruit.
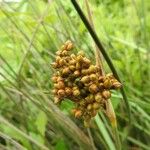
[51,40,121,126]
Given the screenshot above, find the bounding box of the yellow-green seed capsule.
[81,69,88,75]
[77,51,85,56]
[76,55,83,62]
[76,62,81,70]
[90,74,97,81]
[84,120,90,127]
[95,93,102,103]
[87,104,92,110]
[88,65,97,73]
[93,102,100,110]
[81,76,90,83]
[73,89,80,96]
[54,97,61,104]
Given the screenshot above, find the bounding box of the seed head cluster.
[51,40,122,126]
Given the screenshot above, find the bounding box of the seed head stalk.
[84,0,121,149]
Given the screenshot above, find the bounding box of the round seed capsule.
[65,87,72,96]
[55,81,65,89]
[102,90,111,99]
[89,84,98,93]
[69,65,76,71]
[57,89,65,97]
[73,89,80,96]
[51,76,58,82]
[90,74,97,81]
[75,110,82,118]
[66,42,73,50]
[95,93,102,103]
[93,102,100,110]
[81,76,90,83]
[62,67,70,76]
[87,104,92,110]
[103,79,112,89]
[74,70,80,77]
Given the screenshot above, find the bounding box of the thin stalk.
[84,1,121,149]
[71,0,131,122]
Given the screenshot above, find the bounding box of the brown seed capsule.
[65,87,72,96]
[69,65,76,71]
[76,62,81,70]
[112,81,122,89]
[57,89,65,97]
[57,76,63,82]
[95,93,102,102]
[81,76,90,83]
[82,57,91,65]
[89,84,98,93]
[66,42,73,50]
[73,89,80,96]
[85,94,94,103]
[102,90,111,99]
[76,55,83,62]
[87,104,92,110]
[59,59,66,66]
[70,54,76,59]
[99,76,104,82]
[75,110,82,118]
[69,59,76,65]
[62,67,70,76]
[103,79,112,89]
[62,50,68,56]
[56,81,65,89]
[55,56,61,63]
[51,76,58,82]
[93,102,100,110]
[99,83,104,89]
[74,70,80,77]
[56,50,61,56]
[90,74,97,81]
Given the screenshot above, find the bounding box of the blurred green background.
[0,0,149,150]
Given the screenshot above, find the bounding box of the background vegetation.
[0,0,149,150]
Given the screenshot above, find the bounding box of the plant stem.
[71,0,131,122]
